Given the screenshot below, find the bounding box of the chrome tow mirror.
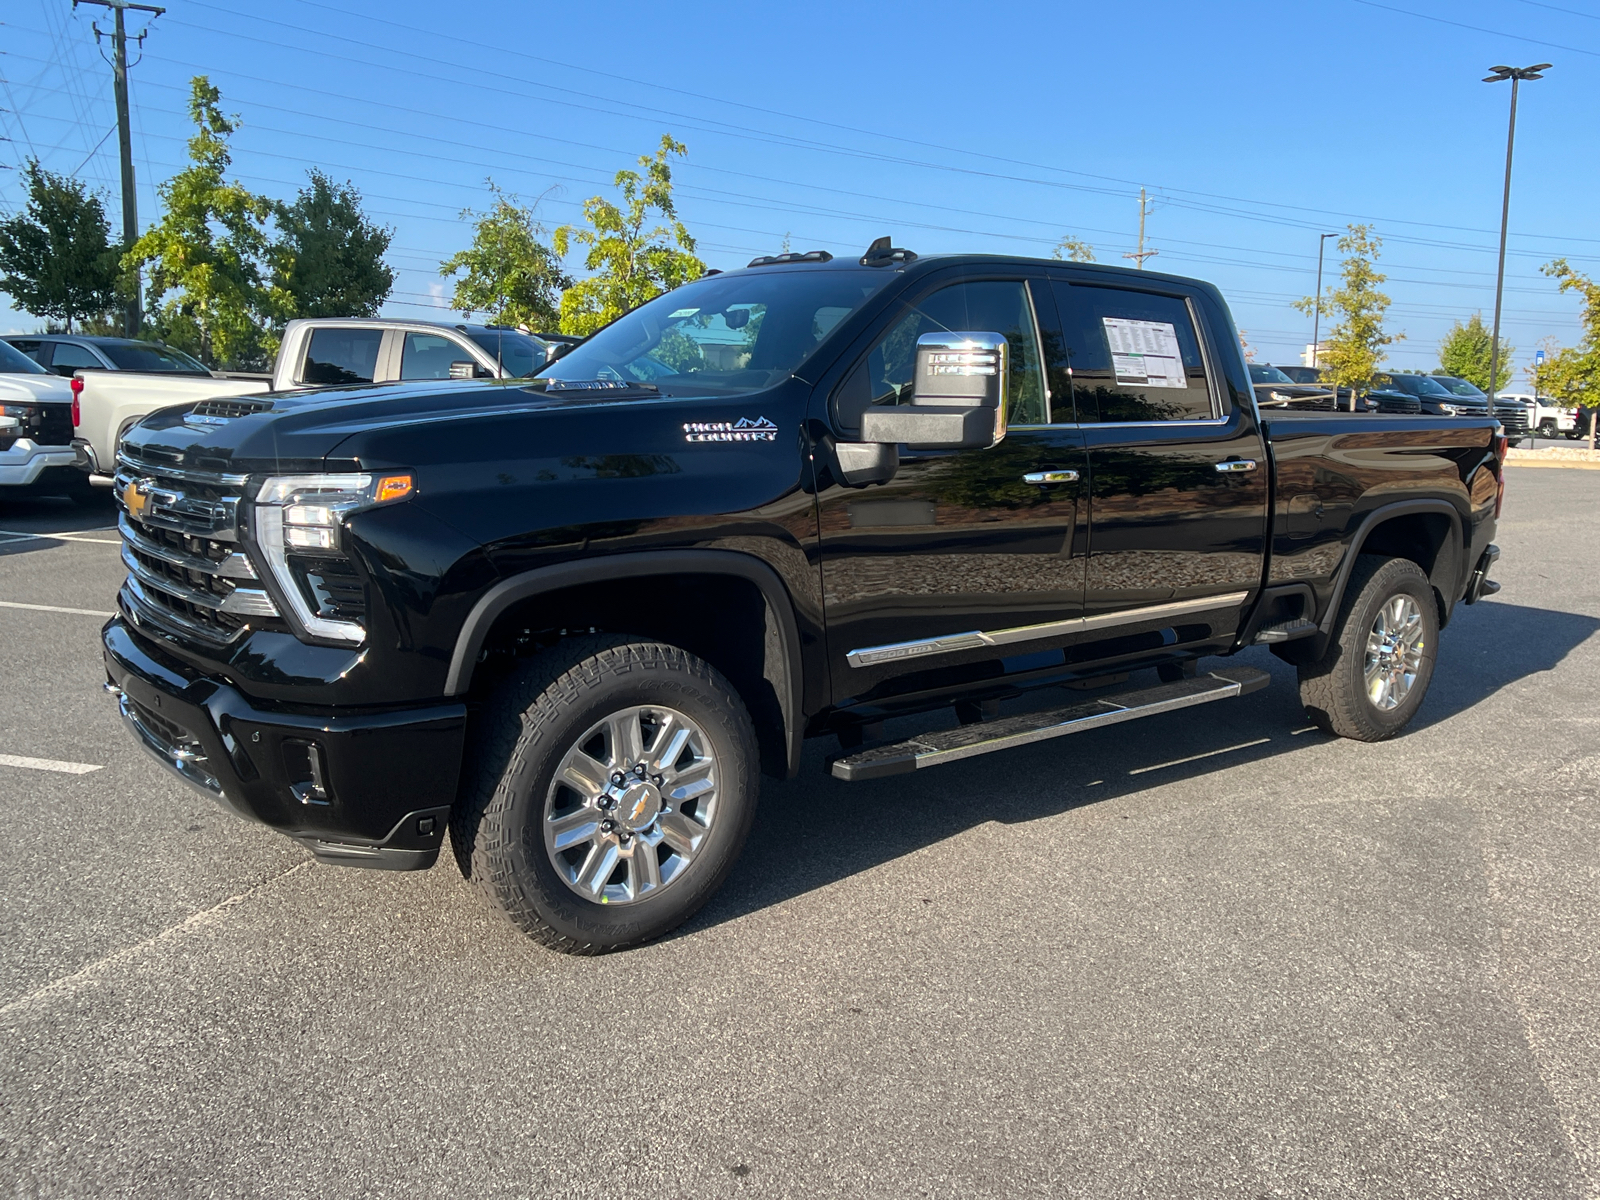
[859,332,1008,451]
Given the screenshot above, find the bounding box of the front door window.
[816,276,1088,703]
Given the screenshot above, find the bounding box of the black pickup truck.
[103,246,1505,953]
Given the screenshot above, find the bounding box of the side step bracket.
[830,667,1270,782]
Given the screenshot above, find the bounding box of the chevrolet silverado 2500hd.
[102,245,1505,953]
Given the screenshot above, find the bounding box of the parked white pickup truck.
[73,318,560,477]
[1496,392,1580,439]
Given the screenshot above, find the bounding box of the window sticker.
[668,307,700,319]
[1102,317,1187,389]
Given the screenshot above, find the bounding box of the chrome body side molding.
[845,591,1251,669]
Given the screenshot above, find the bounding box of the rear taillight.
[69,376,83,427]
[1493,433,1509,464]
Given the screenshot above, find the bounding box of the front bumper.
[103,616,467,870]
[0,439,79,487]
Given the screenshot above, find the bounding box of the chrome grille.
[115,451,280,644]
[1495,404,1529,434]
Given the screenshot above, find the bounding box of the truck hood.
[0,373,74,404]
[117,378,670,475]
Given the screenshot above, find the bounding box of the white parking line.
[0,600,116,617]
[1128,737,1272,776]
[0,528,121,545]
[0,753,103,775]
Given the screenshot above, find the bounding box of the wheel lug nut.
[633,764,646,778]
[600,819,615,833]
[611,772,625,785]
[651,774,663,786]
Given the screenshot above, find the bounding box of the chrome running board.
[829,667,1271,782]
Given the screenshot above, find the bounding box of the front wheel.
[1297,555,1438,741]
[452,636,760,954]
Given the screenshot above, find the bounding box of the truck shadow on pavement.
[0,494,118,558]
[695,597,1599,935]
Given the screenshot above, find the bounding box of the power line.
[1350,0,1600,57]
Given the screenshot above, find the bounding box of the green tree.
[0,160,122,331]
[1051,235,1095,263]
[1438,312,1512,392]
[1295,224,1400,394]
[440,182,569,331]
[553,135,704,337]
[271,170,394,320]
[1540,259,1600,445]
[127,76,275,369]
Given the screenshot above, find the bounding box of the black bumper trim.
[104,616,467,861]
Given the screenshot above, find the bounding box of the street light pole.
[1482,63,1550,411]
[1311,232,1337,369]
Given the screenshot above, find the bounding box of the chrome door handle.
[1023,470,1079,485]
[1214,459,1257,473]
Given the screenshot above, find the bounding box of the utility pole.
[1123,188,1158,270]
[1482,63,1549,411]
[74,0,164,336]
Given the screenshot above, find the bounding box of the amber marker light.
[376,474,414,504]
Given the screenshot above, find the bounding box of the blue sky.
[3,0,1596,380]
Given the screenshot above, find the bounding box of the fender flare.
[445,549,805,777]
[1318,498,1465,637]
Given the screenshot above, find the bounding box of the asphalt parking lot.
[1,467,1597,1199]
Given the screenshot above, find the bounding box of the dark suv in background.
[1433,374,1528,443]
[2,335,211,377]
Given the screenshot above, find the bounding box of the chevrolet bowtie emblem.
[123,477,152,520]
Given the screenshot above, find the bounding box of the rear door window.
[7,339,47,366]
[1051,283,1215,422]
[301,328,384,385]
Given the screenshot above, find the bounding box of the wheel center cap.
[617,781,662,832]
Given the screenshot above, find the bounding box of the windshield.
[538,269,890,397]
[1389,374,1452,397]
[100,341,210,373]
[466,329,547,378]
[1434,376,1486,398]
[0,339,48,374]
[1249,364,1295,385]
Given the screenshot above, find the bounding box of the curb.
[1504,459,1600,471]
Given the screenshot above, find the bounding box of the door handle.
[1022,470,1079,485]
[1214,459,1257,473]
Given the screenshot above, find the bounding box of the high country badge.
[682,417,779,443]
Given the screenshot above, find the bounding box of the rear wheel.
[1538,419,1558,438]
[452,635,760,954]
[1297,555,1438,742]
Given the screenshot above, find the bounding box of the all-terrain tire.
[1297,555,1439,742]
[450,635,759,954]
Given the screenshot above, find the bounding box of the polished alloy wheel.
[544,705,719,905]
[1363,594,1425,711]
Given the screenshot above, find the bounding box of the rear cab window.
[301,328,384,385]
[1050,283,1216,422]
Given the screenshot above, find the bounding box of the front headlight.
[1269,390,1293,403]
[252,472,414,644]
[1437,402,1459,415]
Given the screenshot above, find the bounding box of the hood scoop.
[186,397,276,424]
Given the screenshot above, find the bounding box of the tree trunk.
[1589,408,1597,453]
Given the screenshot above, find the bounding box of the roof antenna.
[860,236,916,267]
